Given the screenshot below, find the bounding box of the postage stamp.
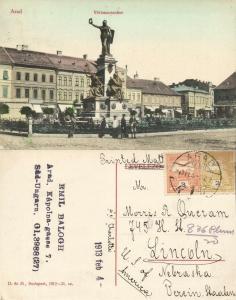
[166,151,235,196]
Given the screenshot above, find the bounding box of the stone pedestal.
[96,55,117,97]
[84,96,129,120]
[83,54,129,120]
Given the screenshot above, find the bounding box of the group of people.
[99,114,137,139]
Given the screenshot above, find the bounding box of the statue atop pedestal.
[106,71,124,100]
[89,18,115,56]
[85,19,128,120]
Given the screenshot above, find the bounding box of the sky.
[0,0,235,85]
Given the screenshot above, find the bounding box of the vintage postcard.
[0,0,235,150]
[0,150,235,299]
[0,1,236,300]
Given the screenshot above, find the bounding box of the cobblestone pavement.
[0,129,235,150]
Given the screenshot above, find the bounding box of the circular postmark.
[168,151,222,197]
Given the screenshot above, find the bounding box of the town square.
[0,1,235,149]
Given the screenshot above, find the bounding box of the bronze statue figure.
[90,74,104,97]
[106,71,124,100]
[89,18,114,56]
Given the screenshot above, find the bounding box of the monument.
[83,18,129,119]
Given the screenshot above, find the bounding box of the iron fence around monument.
[137,117,236,133]
[0,119,28,133]
[32,118,236,134]
[0,118,235,135]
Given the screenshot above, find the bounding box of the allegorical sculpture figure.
[89,74,104,97]
[106,71,124,100]
[89,18,115,56]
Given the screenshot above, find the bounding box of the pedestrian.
[112,115,119,138]
[99,116,106,138]
[68,123,74,138]
[129,115,137,139]
[120,114,127,139]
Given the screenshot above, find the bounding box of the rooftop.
[127,77,179,96]
[0,46,97,73]
[171,84,208,94]
[215,72,236,90]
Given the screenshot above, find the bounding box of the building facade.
[214,72,236,118]
[47,52,95,113]
[126,77,182,117]
[171,80,214,117]
[0,46,96,118]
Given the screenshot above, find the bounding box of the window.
[132,93,135,100]
[87,78,90,87]
[58,91,62,100]
[42,89,46,100]
[75,77,79,86]
[80,77,84,87]
[2,86,8,98]
[33,89,38,99]
[16,88,21,98]
[3,70,9,80]
[50,90,54,100]
[75,92,79,100]
[16,72,21,80]
[25,73,30,81]
[68,77,72,86]
[137,94,141,102]
[34,73,38,82]
[58,76,62,86]
[42,74,46,82]
[50,75,54,83]
[25,89,30,98]
[64,91,67,100]
[68,92,72,101]
[64,77,67,86]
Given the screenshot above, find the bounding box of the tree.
[20,106,34,118]
[42,107,54,115]
[65,107,74,117]
[130,110,137,116]
[155,108,164,115]
[144,107,151,115]
[0,103,9,119]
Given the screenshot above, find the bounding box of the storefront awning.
[175,108,182,113]
[162,109,171,113]
[58,104,73,112]
[32,104,43,113]
[145,106,155,111]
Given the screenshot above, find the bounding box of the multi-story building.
[126,75,182,117]
[2,45,201,121]
[214,72,236,118]
[0,46,96,118]
[0,46,58,117]
[47,52,96,112]
[171,80,214,117]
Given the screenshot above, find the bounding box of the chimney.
[57,50,62,56]
[83,54,87,59]
[134,71,139,79]
[154,77,160,81]
[16,44,28,51]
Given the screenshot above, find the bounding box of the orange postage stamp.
[166,151,235,196]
